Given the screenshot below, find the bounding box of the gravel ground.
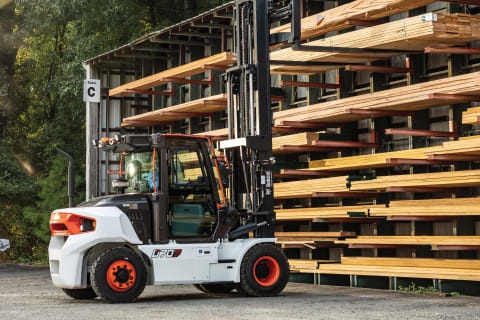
[1,263,480,320]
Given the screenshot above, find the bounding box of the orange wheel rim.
[253,256,280,287]
[106,260,136,292]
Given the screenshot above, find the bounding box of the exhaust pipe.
[56,148,75,208]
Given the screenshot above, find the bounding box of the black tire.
[238,243,289,297]
[62,287,97,300]
[89,247,147,303]
[193,284,208,293]
[194,284,235,294]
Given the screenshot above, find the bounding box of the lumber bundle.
[275,231,356,242]
[370,198,480,217]
[350,169,480,191]
[340,257,480,269]
[122,94,227,126]
[195,128,228,137]
[308,264,480,281]
[274,71,480,125]
[462,107,480,125]
[424,136,480,157]
[308,147,440,171]
[270,13,480,75]
[289,259,338,271]
[272,132,319,153]
[274,176,349,199]
[276,205,379,221]
[335,236,480,246]
[270,0,436,41]
[109,52,237,97]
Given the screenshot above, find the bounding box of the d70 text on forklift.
[46,0,315,303]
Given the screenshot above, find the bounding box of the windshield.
[124,152,155,193]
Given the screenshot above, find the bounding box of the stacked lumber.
[122,94,227,126]
[350,169,480,191]
[270,0,436,41]
[272,132,318,153]
[274,71,480,125]
[424,136,480,157]
[109,52,237,97]
[462,107,480,125]
[275,231,356,242]
[335,236,480,246]
[341,257,480,269]
[270,14,480,75]
[293,257,480,281]
[308,147,440,171]
[311,264,480,281]
[195,128,228,137]
[274,176,349,199]
[289,259,338,271]
[276,205,379,221]
[370,198,480,217]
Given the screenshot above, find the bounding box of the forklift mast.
[221,0,275,238]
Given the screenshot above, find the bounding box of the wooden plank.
[336,236,480,246]
[370,198,480,217]
[122,94,227,126]
[340,257,480,269]
[350,169,480,191]
[305,264,480,281]
[276,205,379,221]
[308,146,441,171]
[270,0,436,41]
[270,14,480,75]
[274,71,480,125]
[109,52,236,97]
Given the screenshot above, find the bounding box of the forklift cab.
[98,134,231,242]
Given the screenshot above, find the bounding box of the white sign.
[83,79,101,103]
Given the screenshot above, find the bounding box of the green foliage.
[0,144,44,262]
[398,282,440,294]
[2,0,230,263]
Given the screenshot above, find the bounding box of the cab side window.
[168,147,216,238]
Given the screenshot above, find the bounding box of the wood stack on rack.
[462,107,480,125]
[274,71,480,125]
[270,13,480,74]
[350,169,480,191]
[297,257,480,281]
[369,198,480,217]
[109,0,480,291]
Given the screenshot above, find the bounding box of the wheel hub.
[253,256,280,287]
[106,260,136,292]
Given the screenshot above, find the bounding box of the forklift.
[48,0,303,303]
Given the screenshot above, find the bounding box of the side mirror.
[217,162,231,188]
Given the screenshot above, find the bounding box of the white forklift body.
[49,207,275,289]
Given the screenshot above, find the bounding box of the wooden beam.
[276,169,342,178]
[110,52,236,97]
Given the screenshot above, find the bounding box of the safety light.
[50,212,96,236]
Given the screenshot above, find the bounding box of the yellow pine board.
[109,52,237,97]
